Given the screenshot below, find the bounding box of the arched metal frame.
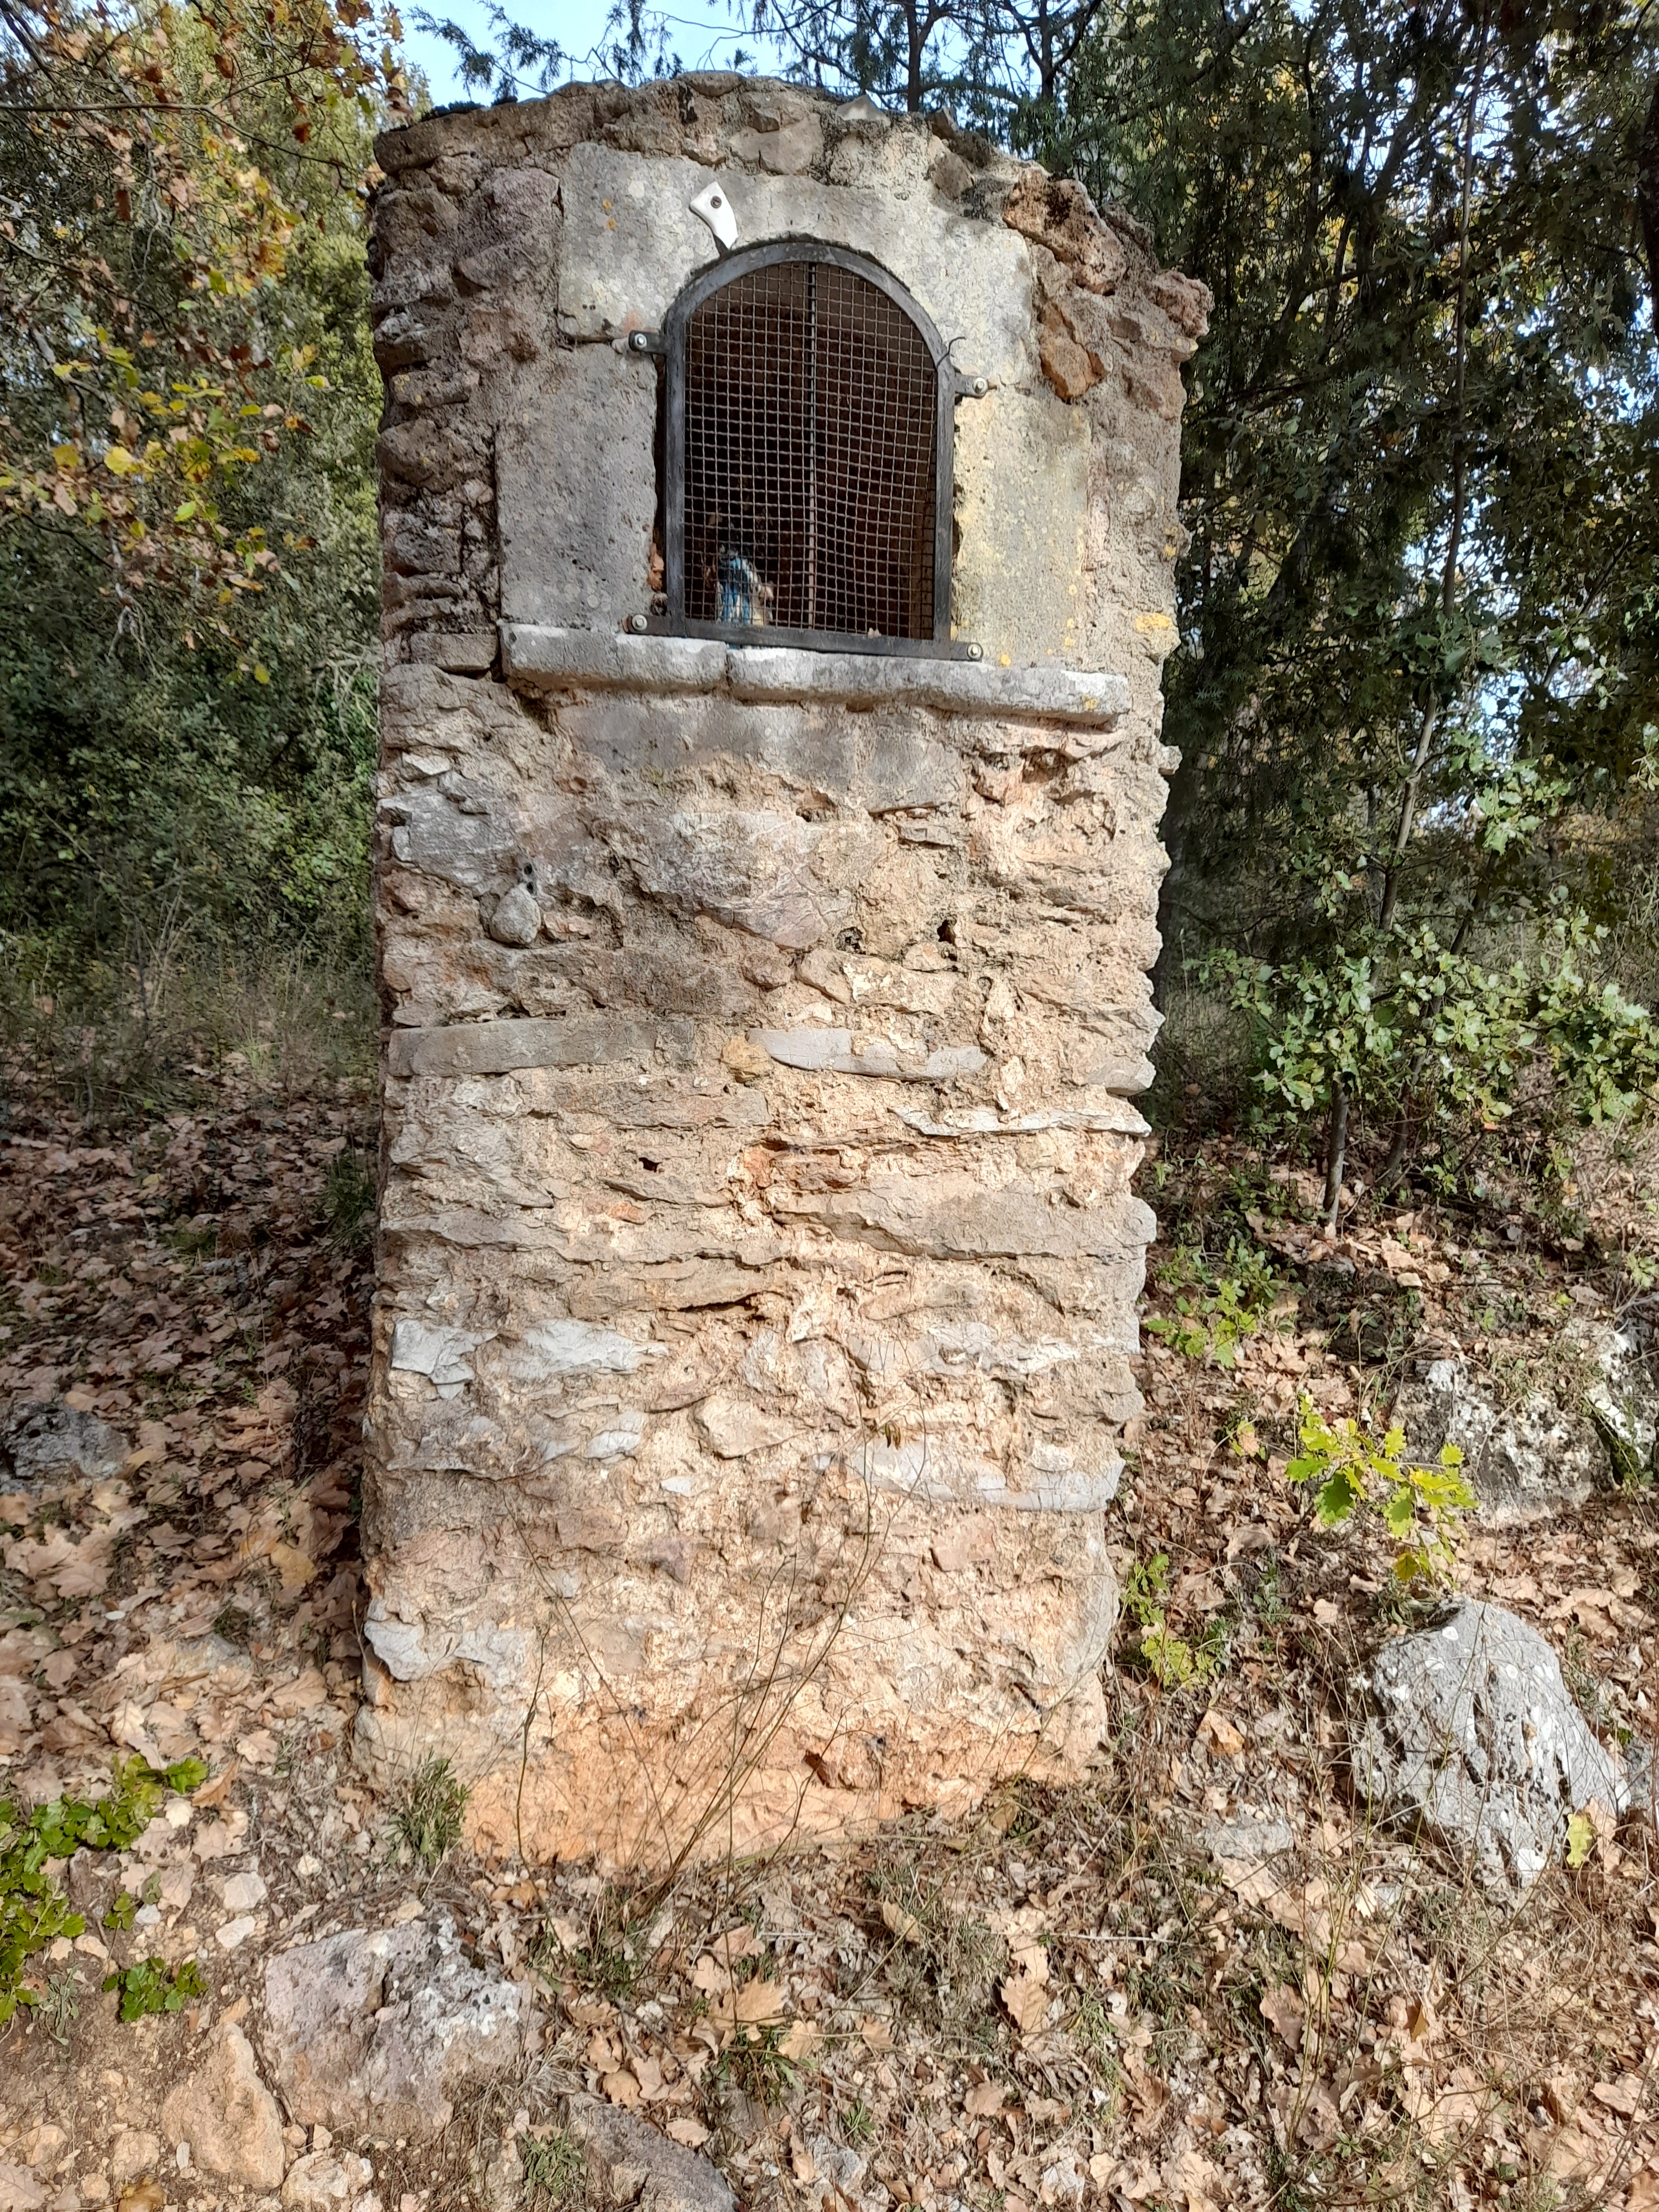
[655,239,967,658]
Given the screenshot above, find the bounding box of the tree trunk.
[1323,1080,1350,1225]
[1639,79,1659,333]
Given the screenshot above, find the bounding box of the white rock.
[1353,1599,1630,1888]
[264,1913,522,2141]
[222,1869,268,1912]
[280,2150,373,2208]
[217,1912,258,1949]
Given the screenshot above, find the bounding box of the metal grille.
[682,259,938,640]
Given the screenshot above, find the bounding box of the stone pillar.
[360,76,1208,1867]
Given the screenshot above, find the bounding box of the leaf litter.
[0,1087,1653,2211]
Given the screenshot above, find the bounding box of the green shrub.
[390,1755,468,1871]
[1,1755,206,2024]
[102,1955,207,2023]
[1144,1240,1279,1368]
[1287,1400,1477,1584]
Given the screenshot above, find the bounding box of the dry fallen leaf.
[632,2053,663,2100]
[859,2016,894,2052]
[778,2019,822,2064]
[1405,1994,1440,2048]
[1259,1984,1305,2049]
[880,1898,925,1943]
[1164,2146,1229,2212]
[268,1540,317,1592]
[602,2069,641,2109]
[1196,1707,1246,1758]
[666,2119,710,2150]
[712,1979,784,2027]
[1000,1942,1050,2034]
[964,2080,1008,2117]
[1591,2073,1644,2116]
[269,1665,327,1714]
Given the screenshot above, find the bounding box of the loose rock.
[1391,1357,1599,1523]
[280,2150,374,2208]
[564,2100,737,2212]
[107,2136,160,2188]
[1,1401,129,1489]
[1351,1599,1630,1888]
[263,1912,522,2138]
[158,2023,286,2193]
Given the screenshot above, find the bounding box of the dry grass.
[0,932,375,1122]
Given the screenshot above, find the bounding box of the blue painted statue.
[718,550,774,627]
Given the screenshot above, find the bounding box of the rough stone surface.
[263,1913,523,2138]
[1393,1312,1658,1522]
[1391,1356,1600,1523]
[158,2025,286,2192]
[365,75,1199,1865]
[499,628,1135,723]
[1584,1312,1658,1479]
[1351,1600,1630,1889]
[1,1401,129,1490]
[564,2100,737,2212]
[280,2151,375,2209]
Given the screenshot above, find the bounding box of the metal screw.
[627,613,649,634]
[972,377,987,395]
[628,331,648,352]
[966,643,984,660]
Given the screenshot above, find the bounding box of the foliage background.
[0,0,395,1096]
[3,0,1656,1196]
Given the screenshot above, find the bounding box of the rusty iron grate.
[681,257,940,641]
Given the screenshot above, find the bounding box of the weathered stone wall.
[361,75,1207,1867]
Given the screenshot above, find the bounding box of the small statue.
[718,549,774,627]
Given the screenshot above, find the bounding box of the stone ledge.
[500,623,1132,725]
[386,1015,693,1078]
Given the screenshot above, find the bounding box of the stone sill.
[500,623,1131,727]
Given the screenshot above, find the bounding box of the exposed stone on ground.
[279,2149,374,2208]
[263,1912,523,2138]
[158,2022,286,2191]
[1394,1310,1659,1520]
[1351,1599,1630,1888]
[107,2134,160,2187]
[1391,1356,1601,1522]
[1583,1312,1658,1479]
[1,1401,128,1490]
[564,2099,738,2212]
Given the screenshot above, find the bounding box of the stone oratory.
[361,74,1207,1866]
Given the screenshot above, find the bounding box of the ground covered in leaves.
[0,1071,1656,2212]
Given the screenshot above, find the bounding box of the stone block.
[498,346,659,627]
